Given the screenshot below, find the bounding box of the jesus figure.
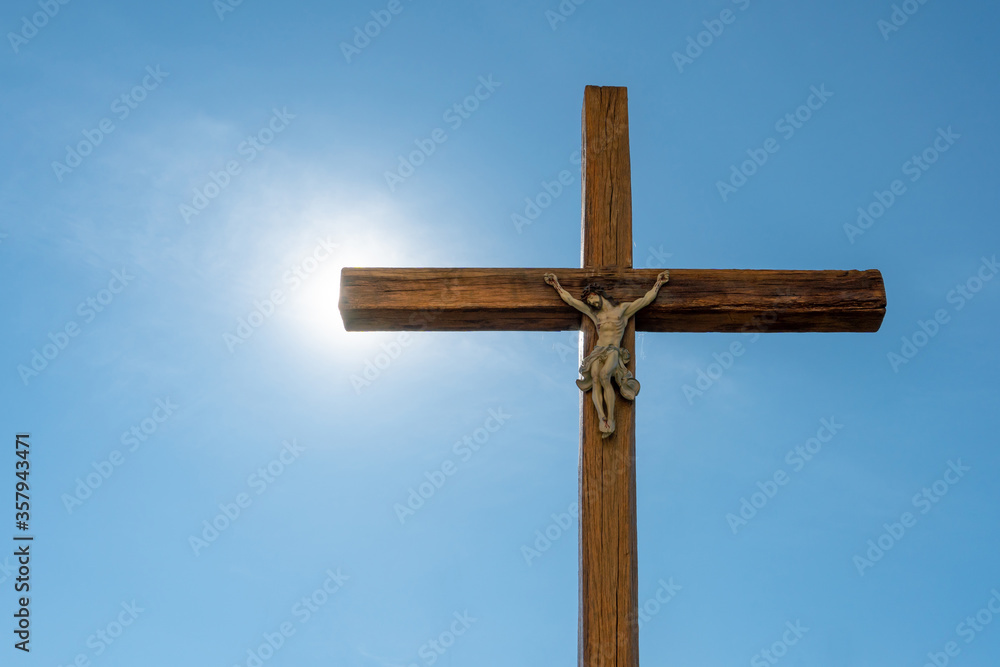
[544,270,670,437]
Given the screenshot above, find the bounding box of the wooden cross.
[339,86,886,666]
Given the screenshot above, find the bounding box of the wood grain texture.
[582,85,632,270]
[335,84,889,667]
[339,267,887,333]
[578,320,638,667]
[579,85,638,667]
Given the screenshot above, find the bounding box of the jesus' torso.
[593,305,629,348]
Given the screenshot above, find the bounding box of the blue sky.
[2,0,999,665]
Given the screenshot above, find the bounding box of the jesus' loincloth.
[576,345,640,400]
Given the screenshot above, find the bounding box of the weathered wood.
[579,85,638,667]
[339,267,887,333]
[582,85,632,270]
[336,84,888,667]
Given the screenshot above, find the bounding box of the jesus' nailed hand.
[543,270,670,438]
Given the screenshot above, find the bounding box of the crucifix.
[339,86,886,666]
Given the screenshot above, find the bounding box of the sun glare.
[284,223,414,358]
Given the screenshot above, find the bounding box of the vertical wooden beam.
[579,86,639,667]
[582,86,633,270]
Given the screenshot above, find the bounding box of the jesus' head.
[581,285,617,311]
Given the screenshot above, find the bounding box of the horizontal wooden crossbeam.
[339,267,886,333]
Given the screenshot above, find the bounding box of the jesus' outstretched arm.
[622,270,670,319]
[544,273,596,321]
